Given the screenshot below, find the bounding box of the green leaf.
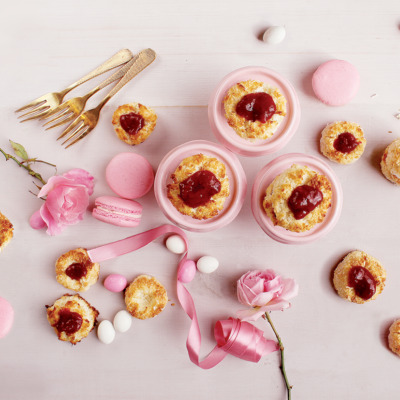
[9,140,29,160]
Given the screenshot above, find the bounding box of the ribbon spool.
[88,224,278,368]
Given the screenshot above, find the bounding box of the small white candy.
[97,320,115,344]
[113,310,132,333]
[263,26,286,44]
[197,256,219,274]
[166,235,186,254]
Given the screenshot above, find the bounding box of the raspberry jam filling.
[333,132,360,153]
[120,112,144,136]
[56,309,83,335]
[348,266,376,300]
[179,170,221,208]
[288,185,323,220]
[66,263,88,281]
[235,92,276,123]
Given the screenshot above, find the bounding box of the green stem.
[264,312,292,400]
[0,147,47,185]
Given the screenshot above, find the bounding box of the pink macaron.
[106,153,154,199]
[312,59,360,106]
[92,196,142,227]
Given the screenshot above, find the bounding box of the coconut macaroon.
[112,103,157,146]
[263,164,332,232]
[320,121,366,164]
[381,138,400,185]
[388,319,400,356]
[0,212,13,253]
[333,250,386,304]
[167,153,230,220]
[125,275,168,320]
[223,79,286,140]
[55,248,100,292]
[46,294,99,344]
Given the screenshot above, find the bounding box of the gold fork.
[59,48,156,149]
[16,49,133,122]
[42,52,140,130]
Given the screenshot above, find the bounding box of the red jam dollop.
[120,112,144,136]
[179,170,221,208]
[66,263,88,281]
[348,266,376,300]
[235,92,276,123]
[288,185,323,220]
[333,132,360,153]
[56,309,83,335]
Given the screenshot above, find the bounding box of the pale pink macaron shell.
[154,140,247,232]
[106,153,154,199]
[208,66,301,156]
[312,59,360,106]
[251,153,343,244]
[93,195,142,227]
[0,297,14,339]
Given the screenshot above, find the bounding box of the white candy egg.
[197,256,219,274]
[166,235,186,254]
[113,310,132,333]
[263,26,286,44]
[97,320,115,344]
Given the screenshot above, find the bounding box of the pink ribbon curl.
[88,224,278,369]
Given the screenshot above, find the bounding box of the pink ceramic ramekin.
[251,153,343,244]
[208,66,301,157]
[154,140,247,232]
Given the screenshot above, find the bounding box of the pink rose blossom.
[29,168,94,236]
[236,269,299,322]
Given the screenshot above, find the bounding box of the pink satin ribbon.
[88,224,278,368]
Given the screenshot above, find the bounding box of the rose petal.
[37,175,71,198]
[264,299,291,311]
[251,292,274,307]
[29,210,46,230]
[236,307,266,322]
[279,278,299,300]
[63,169,94,195]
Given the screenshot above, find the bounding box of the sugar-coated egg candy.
[177,259,196,283]
[104,274,127,293]
[97,320,116,344]
[166,235,186,254]
[113,310,132,333]
[263,26,286,44]
[196,256,219,274]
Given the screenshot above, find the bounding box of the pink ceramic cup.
[208,66,301,157]
[154,140,247,232]
[251,153,343,244]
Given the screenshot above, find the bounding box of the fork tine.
[18,105,50,120]
[15,99,46,113]
[43,108,72,126]
[45,113,76,131]
[41,103,69,120]
[63,126,90,148]
[57,119,83,140]
[18,107,51,122]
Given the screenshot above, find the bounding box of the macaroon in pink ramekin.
[208,66,301,157]
[251,153,343,244]
[154,140,247,232]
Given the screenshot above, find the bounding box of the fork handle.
[63,49,134,95]
[97,48,156,108]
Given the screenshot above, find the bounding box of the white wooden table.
[1,1,400,398]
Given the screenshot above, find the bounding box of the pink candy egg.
[104,274,127,293]
[178,259,197,283]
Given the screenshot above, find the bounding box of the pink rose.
[29,168,94,236]
[236,269,299,321]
